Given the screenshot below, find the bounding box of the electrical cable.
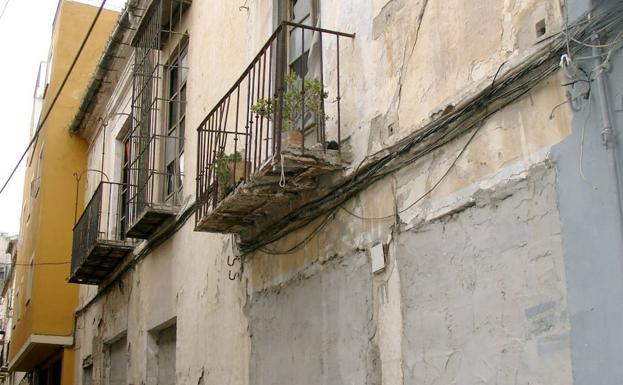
[257,115,486,254]
[0,0,10,23]
[0,0,108,196]
[9,262,69,266]
[334,59,505,222]
[258,207,337,255]
[563,0,572,61]
[338,123,482,221]
[563,30,623,49]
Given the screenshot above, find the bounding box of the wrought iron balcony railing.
[70,182,135,285]
[125,133,185,238]
[195,21,354,234]
[125,0,189,238]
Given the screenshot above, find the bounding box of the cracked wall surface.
[247,253,375,385]
[552,2,623,380]
[397,163,572,385]
[68,0,614,384]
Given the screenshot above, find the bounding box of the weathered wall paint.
[69,0,623,385]
[248,253,374,385]
[552,0,623,381]
[398,163,572,385]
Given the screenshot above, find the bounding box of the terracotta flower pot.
[281,130,304,152]
[216,159,249,202]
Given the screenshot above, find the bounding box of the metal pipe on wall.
[589,0,623,227]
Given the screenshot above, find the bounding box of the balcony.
[125,0,187,238]
[124,133,184,238]
[195,22,354,236]
[69,182,135,285]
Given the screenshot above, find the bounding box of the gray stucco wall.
[552,2,623,381]
[247,252,376,385]
[398,163,573,385]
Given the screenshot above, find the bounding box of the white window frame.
[105,335,127,385]
[162,39,188,202]
[30,142,44,199]
[25,255,34,306]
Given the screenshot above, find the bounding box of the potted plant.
[214,151,245,201]
[252,72,328,152]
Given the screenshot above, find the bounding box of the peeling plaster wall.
[398,163,572,385]
[247,253,375,385]
[244,77,575,384]
[320,0,565,166]
[552,0,623,380]
[70,0,613,384]
[74,223,250,385]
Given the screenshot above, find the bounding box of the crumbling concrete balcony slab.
[195,149,346,234]
[69,182,136,285]
[69,240,134,285]
[125,205,178,239]
[194,21,354,240]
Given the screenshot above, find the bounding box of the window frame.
[286,0,319,78]
[118,122,132,238]
[25,254,34,306]
[105,335,128,385]
[278,0,326,141]
[30,142,45,199]
[162,38,189,202]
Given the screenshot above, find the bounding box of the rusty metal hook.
[227,255,240,267]
[228,270,240,281]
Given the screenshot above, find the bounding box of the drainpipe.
[593,41,614,148]
[589,1,623,223]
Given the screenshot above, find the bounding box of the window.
[287,0,318,78]
[126,0,190,235]
[164,41,188,200]
[156,325,176,385]
[36,358,62,385]
[25,255,34,305]
[82,356,94,385]
[30,143,44,199]
[284,0,323,136]
[14,284,20,322]
[106,336,127,385]
[147,323,177,385]
[82,366,93,385]
[119,129,132,237]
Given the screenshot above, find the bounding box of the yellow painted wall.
[61,348,76,385]
[10,0,117,374]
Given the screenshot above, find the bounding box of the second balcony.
[195,21,354,237]
[69,182,135,285]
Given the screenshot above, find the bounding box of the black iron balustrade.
[125,0,190,238]
[70,182,135,285]
[195,21,354,233]
[125,132,185,238]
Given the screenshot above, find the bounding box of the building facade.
[0,235,26,385]
[0,234,16,381]
[63,0,623,384]
[8,2,117,385]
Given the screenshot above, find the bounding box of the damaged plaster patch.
[247,252,375,385]
[525,301,556,319]
[397,159,572,385]
[398,147,552,230]
[372,0,406,40]
[368,0,429,153]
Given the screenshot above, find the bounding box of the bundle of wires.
[246,1,623,255]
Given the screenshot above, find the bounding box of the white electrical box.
[371,243,386,274]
